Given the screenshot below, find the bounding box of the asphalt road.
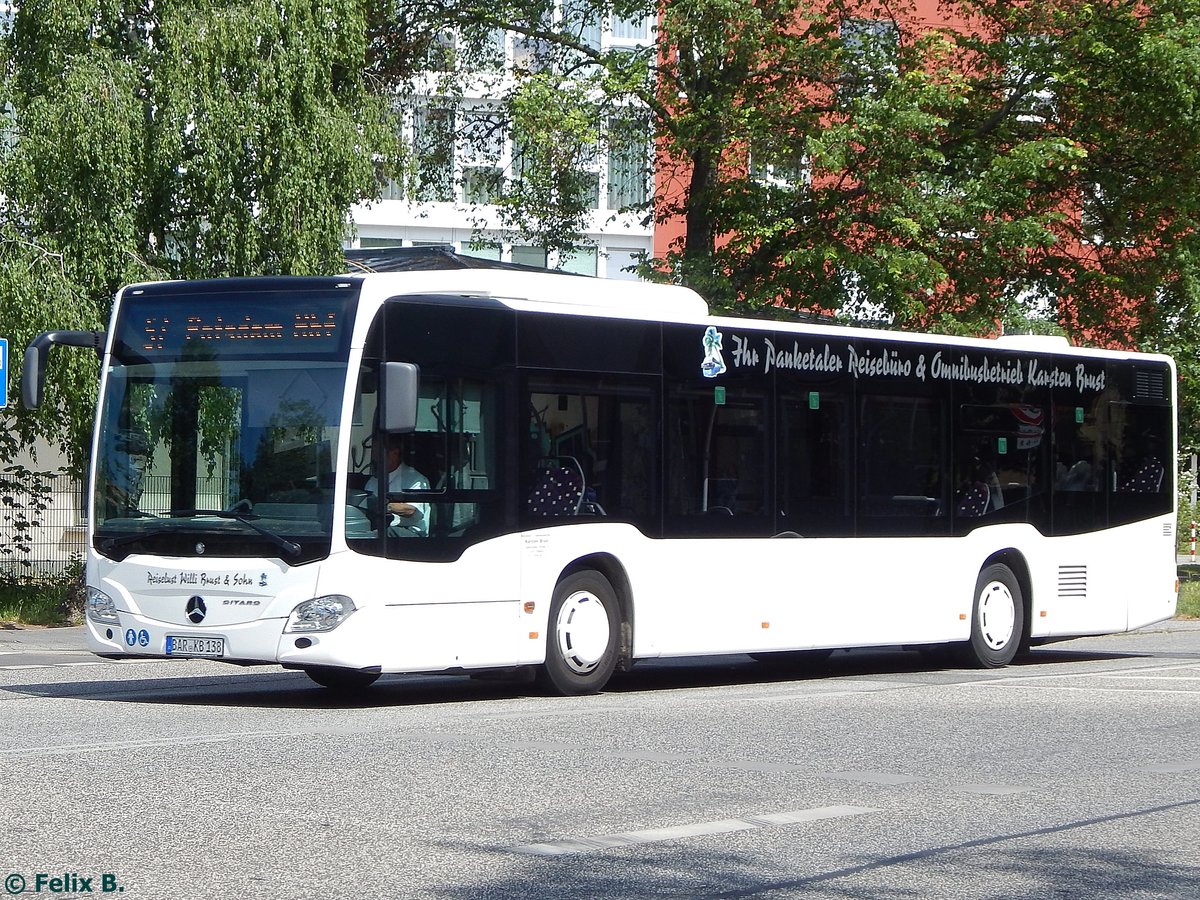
[2,621,1198,899]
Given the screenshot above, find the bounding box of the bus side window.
[1109,400,1172,527]
[1052,400,1107,536]
[665,387,770,535]
[525,383,656,526]
[858,394,946,532]
[778,392,851,536]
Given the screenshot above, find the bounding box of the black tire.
[537,571,620,696]
[958,563,1024,668]
[304,666,380,691]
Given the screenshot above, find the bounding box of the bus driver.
[364,434,430,536]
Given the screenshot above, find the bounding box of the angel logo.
[186,595,207,624]
[701,326,726,378]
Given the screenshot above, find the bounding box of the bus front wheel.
[959,563,1024,669]
[537,571,620,696]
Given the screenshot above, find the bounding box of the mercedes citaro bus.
[23,255,1177,693]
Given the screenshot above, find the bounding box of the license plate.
[165,635,225,657]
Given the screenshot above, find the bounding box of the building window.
[611,10,651,43]
[358,237,406,248]
[412,107,456,203]
[459,25,506,73]
[1081,181,1135,247]
[607,114,649,210]
[749,143,809,191]
[840,18,899,100]
[512,8,555,74]
[423,29,456,73]
[563,0,602,53]
[559,247,597,275]
[512,245,548,268]
[459,111,505,205]
[604,248,643,281]
[1006,35,1057,125]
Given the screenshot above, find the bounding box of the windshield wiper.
[99,528,180,555]
[171,509,302,558]
[99,511,303,559]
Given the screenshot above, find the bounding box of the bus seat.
[527,457,585,516]
[1122,459,1164,493]
[956,484,990,517]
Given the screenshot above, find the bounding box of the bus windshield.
[92,281,358,563]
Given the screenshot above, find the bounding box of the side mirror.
[21,330,105,409]
[381,361,419,433]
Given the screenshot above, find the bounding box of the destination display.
[111,283,358,360]
[138,310,340,351]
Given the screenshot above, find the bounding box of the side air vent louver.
[1164,523,1174,538]
[1058,565,1088,600]
[1133,368,1167,401]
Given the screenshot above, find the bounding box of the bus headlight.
[285,595,357,633]
[86,587,120,624]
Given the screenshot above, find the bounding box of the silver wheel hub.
[977,580,1016,651]
[554,590,611,675]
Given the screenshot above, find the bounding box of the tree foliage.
[0,0,391,474]
[394,0,1200,444]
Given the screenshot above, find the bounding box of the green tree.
[0,0,392,475]
[394,1,1200,356]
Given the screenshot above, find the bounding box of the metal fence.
[0,471,85,579]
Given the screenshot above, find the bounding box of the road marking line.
[0,662,107,671]
[822,770,922,786]
[978,660,1200,685]
[1140,760,1200,774]
[510,805,876,857]
[955,783,1034,795]
[0,730,285,755]
[968,683,1200,696]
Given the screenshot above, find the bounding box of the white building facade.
[348,7,655,280]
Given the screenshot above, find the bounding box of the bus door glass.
[857,394,948,536]
[665,386,771,536]
[778,390,851,536]
[953,397,1050,533]
[347,298,512,559]
[1051,395,1107,535]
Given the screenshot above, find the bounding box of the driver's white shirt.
[364,463,429,534]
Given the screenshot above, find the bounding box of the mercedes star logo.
[186,595,207,624]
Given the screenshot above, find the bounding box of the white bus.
[23,257,1178,693]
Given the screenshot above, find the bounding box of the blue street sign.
[0,338,8,408]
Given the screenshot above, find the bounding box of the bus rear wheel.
[959,563,1024,669]
[537,570,620,696]
[304,666,380,692]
